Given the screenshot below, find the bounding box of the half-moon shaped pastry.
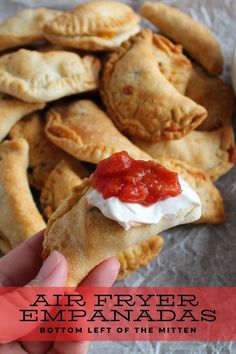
[0,138,46,251]
[0,49,100,103]
[43,153,201,286]
[45,99,150,163]
[100,29,207,142]
[0,8,62,52]
[141,2,223,76]
[134,126,236,180]
[159,159,224,224]
[43,1,140,51]
[116,235,164,280]
[40,160,83,220]
[153,34,192,94]
[186,64,234,131]
[0,94,45,142]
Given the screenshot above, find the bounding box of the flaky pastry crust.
[134,126,236,181]
[186,64,234,131]
[45,99,150,163]
[153,34,192,94]
[0,138,46,251]
[116,235,164,280]
[0,8,62,51]
[43,1,140,51]
[40,160,83,220]
[100,29,207,142]
[0,94,45,142]
[0,49,100,103]
[141,2,223,76]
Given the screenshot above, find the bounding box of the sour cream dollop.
[85,177,201,230]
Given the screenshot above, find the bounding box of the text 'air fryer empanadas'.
[43,1,140,51]
[43,152,201,286]
[45,99,151,163]
[0,49,100,103]
[0,138,46,253]
[134,126,236,181]
[100,29,207,142]
[0,8,62,52]
[141,2,223,76]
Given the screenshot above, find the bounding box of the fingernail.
[35,251,62,282]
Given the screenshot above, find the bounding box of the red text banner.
[0,287,235,342]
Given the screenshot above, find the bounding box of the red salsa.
[91,151,182,206]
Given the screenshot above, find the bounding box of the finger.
[79,257,120,287]
[52,257,120,354]
[0,251,68,343]
[0,230,45,286]
[0,342,26,354]
[20,341,52,354]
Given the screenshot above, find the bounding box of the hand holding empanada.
[43,152,201,286]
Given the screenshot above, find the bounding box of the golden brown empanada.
[0,8,62,52]
[153,34,192,94]
[43,175,200,286]
[43,1,140,51]
[100,29,207,142]
[45,99,151,163]
[186,64,234,130]
[159,159,224,224]
[0,94,45,142]
[141,2,223,76]
[28,161,59,191]
[134,126,236,181]
[40,160,83,220]
[0,232,11,254]
[10,112,68,167]
[0,49,100,103]
[116,235,164,280]
[0,138,46,251]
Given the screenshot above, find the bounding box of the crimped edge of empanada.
[100,29,207,142]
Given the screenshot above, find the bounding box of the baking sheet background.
[1,0,236,352]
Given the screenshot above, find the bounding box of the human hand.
[0,230,120,354]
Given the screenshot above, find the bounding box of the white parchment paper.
[0,0,236,352]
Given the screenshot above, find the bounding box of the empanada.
[116,235,164,280]
[0,138,46,251]
[0,94,45,142]
[28,161,59,191]
[43,1,140,51]
[0,8,62,52]
[10,112,68,167]
[186,64,234,131]
[141,2,223,76]
[45,99,151,163]
[0,49,100,103]
[159,159,224,224]
[40,160,83,220]
[134,126,236,180]
[100,29,207,142]
[43,154,201,286]
[153,34,192,94]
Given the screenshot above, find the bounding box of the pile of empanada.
[0,1,235,281]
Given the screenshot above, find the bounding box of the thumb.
[0,251,68,343]
[29,250,68,287]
